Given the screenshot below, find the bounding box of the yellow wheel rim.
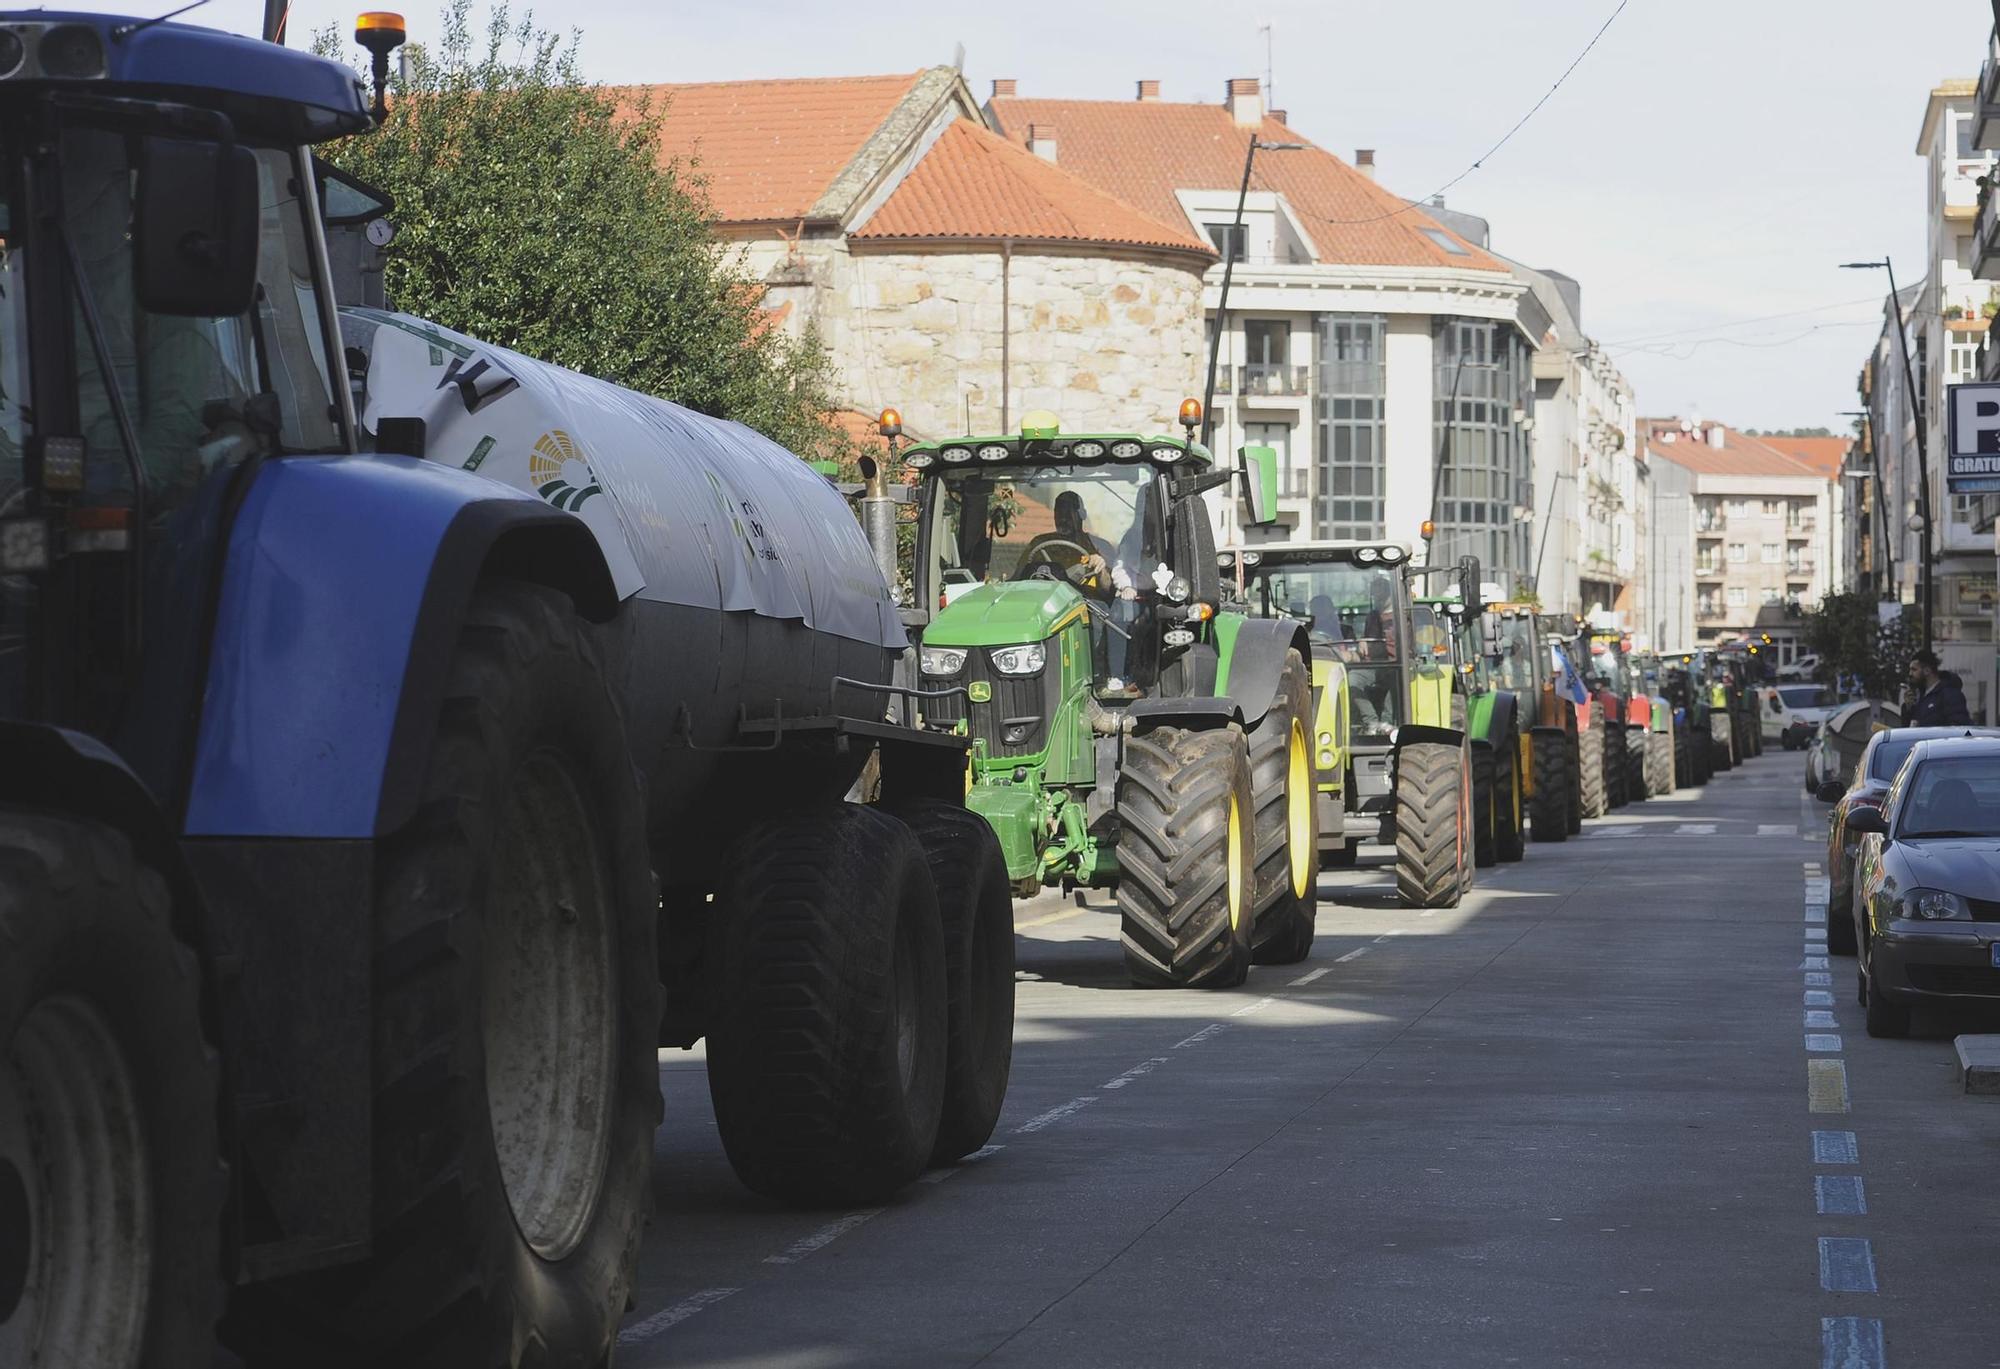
[1226,791,1244,931]
[1286,719,1312,899]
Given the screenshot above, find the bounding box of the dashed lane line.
[918,1143,1004,1183]
[1230,995,1279,1017]
[1818,1237,1879,1293]
[1101,1059,1167,1090]
[1012,1096,1098,1133]
[1816,1176,1867,1216]
[1290,967,1332,986]
[617,1288,742,1346]
[1335,947,1370,963]
[764,1210,884,1265]
[1807,1033,1843,1053]
[1808,1059,1850,1113]
[1173,1023,1229,1049]
[1806,1011,1837,1029]
[1821,1316,1887,1369]
[1813,1131,1859,1164]
[1806,990,1834,1007]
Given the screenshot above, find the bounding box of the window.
[1243,319,1289,367]
[1957,232,1975,272]
[1761,499,1782,517]
[1432,317,1533,582]
[1696,498,1721,532]
[1727,542,1747,563]
[1956,111,1979,159]
[1205,222,1245,263]
[1761,587,1781,606]
[1727,499,1753,517]
[1314,314,1385,539]
[1789,582,1810,600]
[1420,227,1471,256]
[1761,542,1781,563]
[1727,586,1747,607]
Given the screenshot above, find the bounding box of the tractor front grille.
[918,648,1059,759]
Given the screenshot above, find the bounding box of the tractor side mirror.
[1238,445,1280,526]
[136,136,260,317]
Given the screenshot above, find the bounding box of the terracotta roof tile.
[1641,421,1830,479]
[851,120,1214,257]
[988,98,1505,272]
[1756,435,1850,479]
[632,73,923,223]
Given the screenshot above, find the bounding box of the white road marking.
[1806,1010,1838,1029]
[1101,1058,1168,1089]
[1011,1096,1098,1133]
[1231,995,1279,1017]
[918,1143,1005,1182]
[1759,824,1799,837]
[1803,956,1829,971]
[1290,967,1332,986]
[1172,1023,1228,1049]
[1805,990,1834,1007]
[1335,947,1370,963]
[1806,1033,1843,1053]
[1805,972,1831,987]
[617,1288,741,1345]
[764,1210,883,1264]
[1676,823,1717,835]
[1587,825,1643,838]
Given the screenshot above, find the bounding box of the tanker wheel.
[1565,732,1584,834]
[1494,729,1525,862]
[224,580,661,1369]
[1250,651,1319,966]
[1578,728,1608,819]
[709,803,945,1203]
[0,813,224,1369]
[1117,726,1256,989]
[884,799,1015,1164]
[1530,731,1568,843]
[1623,726,1648,803]
[1395,741,1468,908]
[1471,743,1497,869]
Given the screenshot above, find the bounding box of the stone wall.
[742,235,1206,441]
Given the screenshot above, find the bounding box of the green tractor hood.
[925,580,1086,647]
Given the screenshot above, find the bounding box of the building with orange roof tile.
[637,67,1215,452]
[1644,419,1837,659]
[988,77,1551,581]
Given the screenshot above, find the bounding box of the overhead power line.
[1306,0,1633,228]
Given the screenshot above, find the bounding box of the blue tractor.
[0,12,1008,1365]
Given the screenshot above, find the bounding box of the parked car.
[1766,683,1838,749]
[1847,736,2000,1037]
[1821,727,2000,954]
[1810,700,1904,799]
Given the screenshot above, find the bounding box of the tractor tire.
[1395,740,1470,908]
[1710,713,1735,772]
[1530,731,1568,843]
[1249,651,1318,966]
[0,813,224,1369]
[1624,726,1649,803]
[884,799,1015,1164]
[1647,731,1673,796]
[1117,727,1257,989]
[1471,743,1497,869]
[1578,727,1608,819]
[1494,729,1525,863]
[1673,728,1694,788]
[710,803,946,1203]
[1565,732,1584,834]
[228,580,662,1369]
[1604,726,1628,809]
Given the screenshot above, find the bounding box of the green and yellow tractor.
[1419,570,1528,868]
[1484,601,1581,843]
[1229,542,1475,908]
[899,412,1324,988]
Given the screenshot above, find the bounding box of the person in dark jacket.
[1906,649,1972,726]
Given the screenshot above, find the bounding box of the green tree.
[1800,590,1917,698]
[315,2,848,460]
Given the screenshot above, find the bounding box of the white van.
[1764,683,1838,748]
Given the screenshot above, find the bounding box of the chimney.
[1707,424,1726,450]
[1355,148,1376,181]
[1136,79,1160,101]
[1225,77,1262,128]
[1029,122,1058,162]
[1269,108,1287,124]
[991,78,1016,99]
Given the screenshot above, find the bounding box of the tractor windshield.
[927,462,1162,601]
[1246,560,1405,738]
[1491,616,1537,693]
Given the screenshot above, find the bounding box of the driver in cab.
[1041,491,1123,599]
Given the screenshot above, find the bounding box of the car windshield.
[1867,738,1918,783]
[1898,756,2000,838]
[927,463,1160,592]
[1780,686,1832,709]
[1490,616,1536,692]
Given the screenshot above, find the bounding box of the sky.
[198,0,1991,431]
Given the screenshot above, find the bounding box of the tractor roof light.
[1419,519,1436,541]
[1070,440,1107,460]
[1377,544,1408,564]
[1239,551,1262,567]
[1109,440,1143,461]
[904,450,935,470]
[1178,397,1203,432]
[939,446,974,465]
[877,407,903,438]
[976,443,1010,462]
[1217,552,1237,569]
[355,11,408,121]
[1148,445,1186,465]
[1355,547,1380,564]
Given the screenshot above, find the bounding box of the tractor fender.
[183,456,617,840]
[1214,615,1313,728]
[1392,722,1465,754]
[1486,690,1520,747]
[1124,695,1240,732]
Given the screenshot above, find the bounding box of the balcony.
[1237,364,1311,398]
[1979,28,2000,150]
[1694,564,1721,578]
[1976,178,2000,279]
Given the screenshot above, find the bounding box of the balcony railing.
[1237,364,1312,398]
[1979,28,2000,151]
[1696,607,1725,621]
[1280,470,1310,498]
[1694,563,1720,577]
[1977,177,2000,281]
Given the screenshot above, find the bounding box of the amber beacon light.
[355,12,408,122]
[1178,398,1203,434]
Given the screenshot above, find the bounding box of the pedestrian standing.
[1904,649,1971,726]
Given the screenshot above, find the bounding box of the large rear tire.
[1710,713,1734,772]
[1646,730,1673,796]
[230,580,662,1368]
[1623,725,1648,803]
[1494,729,1525,862]
[710,803,946,1203]
[1530,731,1568,843]
[1565,732,1584,834]
[1471,743,1497,869]
[0,813,224,1369]
[1117,727,1257,989]
[1673,728,1694,788]
[883,800,1015,1163]
[1395,741,1469,908]
[1249,652,1318,966]
[1578,727,1608,819]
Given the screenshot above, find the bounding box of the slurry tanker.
[0,13,1005,1367]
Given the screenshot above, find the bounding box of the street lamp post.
[1841,259,1932,650]
[1531,469,1576,600]
[1200,136,1304,449]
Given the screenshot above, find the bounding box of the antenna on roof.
[1258,20,1273,114]
[952,41,965,73]
[112,0,210,40]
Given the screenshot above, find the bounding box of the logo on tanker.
[529,430,602,511]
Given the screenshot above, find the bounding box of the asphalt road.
[618,749,2000,1368]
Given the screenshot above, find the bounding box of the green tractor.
[1660,652,1715,788]
[1418,569,1528,868]
[1484,601,1581,843]
[1229,542,1476,908]
[899,414,1321,988]
[1626,649,1682,797]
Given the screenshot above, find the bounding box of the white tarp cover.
[342,308,902,651]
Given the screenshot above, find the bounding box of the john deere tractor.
[1231,542,1475,908]
[1485,602,1579,843]
[1419,568,1527,868]
[900,414,1321,988]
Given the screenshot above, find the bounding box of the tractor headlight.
[1900,887,1971,921]
[977,444,1010,463]
[920,646,967,676]
[1356,546,1379,563]
[1318,749,1336,768]
[904,450,935,470]
[1164,575,1191,604]
[1148,445,1184,464]
[1110,440,1143,460]
[939,446,974,464]
[990,643,1046,675]
[1378,544,1408,564]
[1070,440,1106,460]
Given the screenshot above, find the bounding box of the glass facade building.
[1313,314,1386,539]
[1431,318,1533,584]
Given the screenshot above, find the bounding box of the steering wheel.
[1014,536,1094,580]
